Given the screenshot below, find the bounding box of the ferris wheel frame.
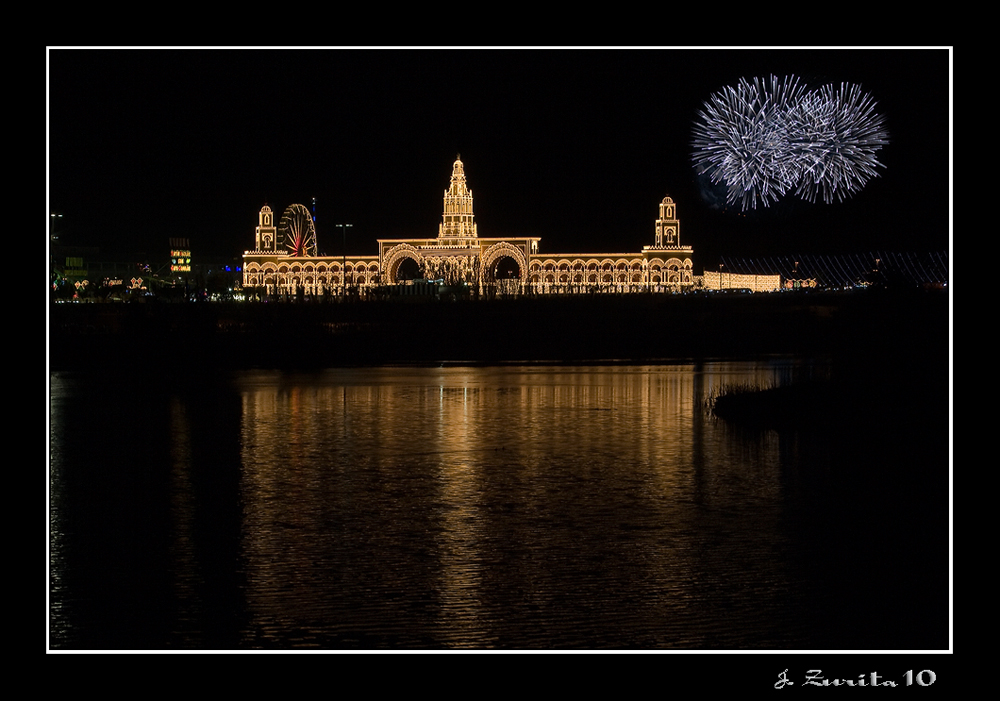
[278,204,318,257]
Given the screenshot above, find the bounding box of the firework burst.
[691,75,807,210]
[691,76,889,210]
[785,83,890,204]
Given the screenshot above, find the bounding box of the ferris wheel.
[278,204,318,257]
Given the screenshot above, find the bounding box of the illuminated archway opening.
[395,257,422,281]
[491,256,521,280]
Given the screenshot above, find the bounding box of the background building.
[702,269,782,293]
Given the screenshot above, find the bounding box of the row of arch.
[529,256,688,270]
[244,248,693,293]
[243,259,380,291]
[247,260,381,274]
[528,257,692,285]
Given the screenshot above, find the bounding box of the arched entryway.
[383,244,425,284]
[491,256,521,280]
[481,242,527,285]
[395,257,422,281]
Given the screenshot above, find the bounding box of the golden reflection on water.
[50,355,943,649]
[230,363,801,647]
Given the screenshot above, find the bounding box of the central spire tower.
[439,154,478,240]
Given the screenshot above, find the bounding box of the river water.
[48,360,949,651]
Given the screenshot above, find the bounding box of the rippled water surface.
[48,362,948,650]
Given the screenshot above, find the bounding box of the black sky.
[47,47,951,268]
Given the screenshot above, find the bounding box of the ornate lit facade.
[242,156,694,296]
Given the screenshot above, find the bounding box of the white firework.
[692,75,807,210]
[692,76,889,210]
[786,83,890,204]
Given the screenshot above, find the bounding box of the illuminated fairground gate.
[243,156,694,297]
[378,157,693,295]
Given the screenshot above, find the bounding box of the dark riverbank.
[699,287,949,434]
[49,287,949,372]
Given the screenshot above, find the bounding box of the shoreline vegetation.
[712,290,947,434]
[707,379,867,431]
[709,361,948,435]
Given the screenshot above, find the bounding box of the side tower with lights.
[254,204,278,252]
[654,196,680,248]
[640,196,694,288]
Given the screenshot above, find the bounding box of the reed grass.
[706,379,838,430]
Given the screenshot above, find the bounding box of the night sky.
[46,47,952,269]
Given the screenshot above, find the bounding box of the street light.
[50,213,63,241]
[335,224,353,295]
